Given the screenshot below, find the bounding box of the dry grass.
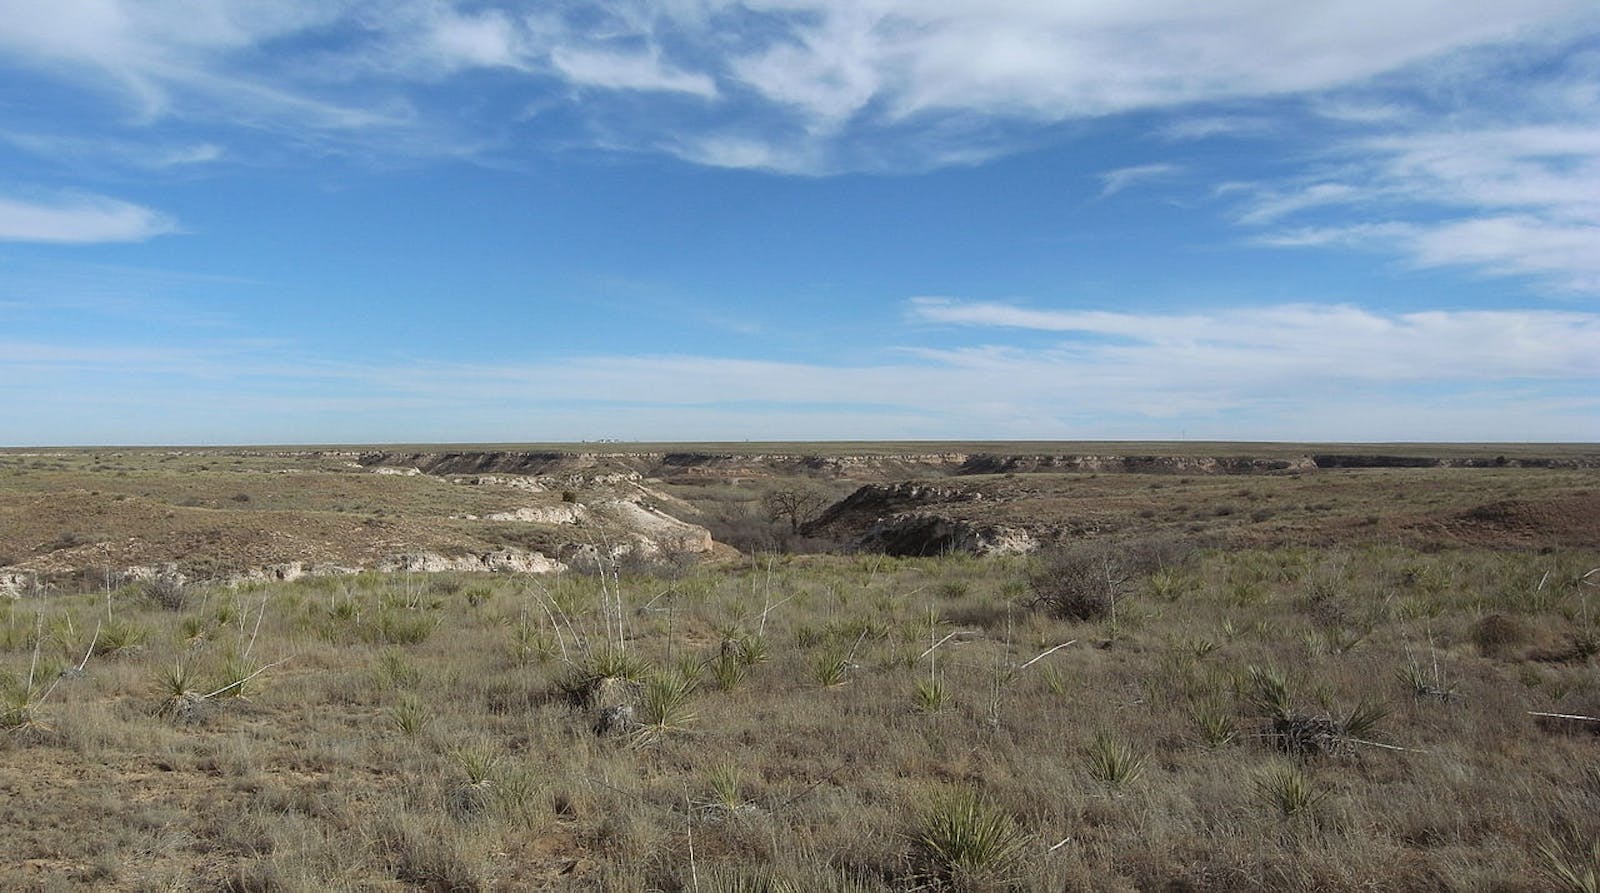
[0,452,1597,889]
[1,539,1595,890]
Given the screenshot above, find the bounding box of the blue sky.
[2,1,1598,445]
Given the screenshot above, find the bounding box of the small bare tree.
[1024,537,1193,624]
[761,486,830,534]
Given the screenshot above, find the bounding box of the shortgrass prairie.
[3,538,1598,890]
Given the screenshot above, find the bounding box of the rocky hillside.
[3,444,1594,593]
[353,447,1600,481]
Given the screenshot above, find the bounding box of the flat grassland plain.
[1,442,1598,891]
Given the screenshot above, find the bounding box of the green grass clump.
[812,651,851,687]
[1084,731,1147,789]
[914,677,952,714]
[633,668,697,746]
[1256,762,1325,818]
[912,787,1026,888]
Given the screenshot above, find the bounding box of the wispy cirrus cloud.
[0,192,178,243]
[552,46,717,98]
[1238,54,1600,294]
[907,297,1600,383]
[0,1,1593,174]
[1159,115,1276,141]
[1098,163,1181,198]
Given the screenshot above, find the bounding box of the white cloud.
[425,8,525,70]
[1160,116,1275,140]
[155,143,224,166]
[1246,115,1600,292]
[2,133,224,169]
[5,298,1596,443]
[552,46,717,97]
[907,298,1600,383]
[666,134,820,174]
[0,1,1593,173]
[728,0,1591,123]
[1407,215,1600,292]
[1237,182,1363,224]
[728,5,886,129]
[0,193,178,243]
[1098,163,1181,198]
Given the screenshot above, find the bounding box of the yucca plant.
[328,597,359,623]
[700,867,803,893]
[912,787,1026,887]
[717,629,770,666]
[1040,664,1067,696]
[1189,696,1237,748]
[1256,762,1325,818]
[94,617,148,657]
[0,682,51,738]
[708,651,748,692]
[1184,636,1220,660]
[507,613,553,667]
[914,677,952,714]
[373,610,436,645]
[1245,664,1293,720]
[1147,568,1190,601]
[794,624,826,649]
[557,646,650,707]
[214,650,262,700]
[633,669,697,746]
[673,651,704,687]
[377,648,421,689]
[703,761,749,815]
[1339,698,1391,742]
[1397,660,1457,702]
[177,615,207,647]
[1537,837,1600,893]
[448,743,500,818]
[812,651,851,688]
[153,660,203,720]
[454,744,499,786]
[391,694,428,737]
[1085,731,1147,789]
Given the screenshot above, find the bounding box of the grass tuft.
[1084,731,1148,789]
[1256,762,1326,818]
[914,677,953,714]
[912,786,1026,888]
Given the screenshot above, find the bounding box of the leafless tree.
[761,486,830,534]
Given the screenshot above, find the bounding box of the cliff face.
[3,444,1593,590]
[354,449,1598,481]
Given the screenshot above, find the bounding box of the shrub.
[1026,545,1123,622]
[557,647,650,707]
[1473,612,1530,658]
[144,576,189,611]
[1025,537,1191,622]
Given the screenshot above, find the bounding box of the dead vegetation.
[0,448,1597,889]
